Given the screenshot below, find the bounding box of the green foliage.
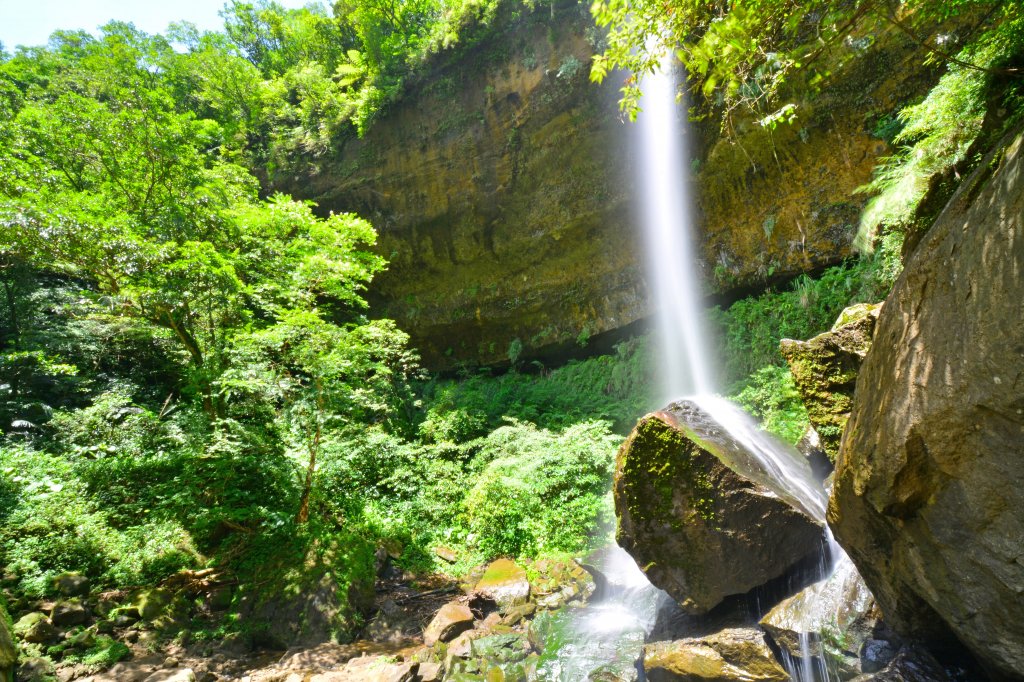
[464,420,618,558]
[421,337,653,435]
[709,256,895,382]
[590,0,1022,130]
[857,11,1024,246]
[63,635,130,668]
[730,366,809,444]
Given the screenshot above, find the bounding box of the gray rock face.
[614,399,824,614]
[829,130,1024,680]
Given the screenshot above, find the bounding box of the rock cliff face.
[276,6,940,368]
[829,130,1024,680]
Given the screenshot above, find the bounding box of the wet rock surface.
[760,555,880,678]
[781,303,881,460]
[614,400,824,614]
[829,130,1024,679]
[644,628,789,682]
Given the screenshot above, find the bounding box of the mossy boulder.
[0,603,16,682]
[780,303,881,460]
[13,612,56,644]
[614,400,824,614]
[474,559,530,613]
[643,628,789,682]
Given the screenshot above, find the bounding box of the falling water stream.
[565,53,859,682]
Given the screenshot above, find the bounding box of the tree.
[590,0,1024,123]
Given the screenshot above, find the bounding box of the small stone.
[164,656,180,668]
[434,546,458,563]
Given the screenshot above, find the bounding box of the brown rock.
[423,602,474,646]
[473,559,530,612]
[781,303,881,460]
[273,7,942,371]
[830,130,1024,679]
[615,399,824,614]
[644,628,789,682]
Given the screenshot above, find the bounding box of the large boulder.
[422,602,474,646]
[781,303,881,460]
[644,628,789,682]
[473,559,530,612]
[829,130,1024,679]
[615,398,825,614]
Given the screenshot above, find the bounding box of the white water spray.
[637,61,715,401]
[635,56,828,523]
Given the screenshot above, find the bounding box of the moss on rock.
[614,401,823,614]
[780,303,881,460]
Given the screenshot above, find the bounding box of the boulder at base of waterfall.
[829,131,1024,679]
[473,559,530,612]
[780,302,880,461]
[848,646,951,682]
[643,628,789,682]
[614,400,824,614]
[423,602,474,646]
[760,557,881,678]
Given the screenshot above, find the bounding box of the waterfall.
[635,54,853,682]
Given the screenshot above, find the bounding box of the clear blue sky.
[0,0,314,51]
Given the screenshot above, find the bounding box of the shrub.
[464,420,619,559]
[730,366,809,445]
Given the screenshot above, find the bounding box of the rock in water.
[760,555,880,677]
[615,400,824,614]
[644,628,789,682]
[830,130,1024,679]
[781,302,881,461]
